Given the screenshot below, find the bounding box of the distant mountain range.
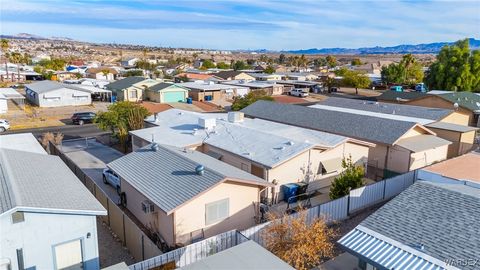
[0,33,74,42]
[1,33,479,54]
[285,38,480,55]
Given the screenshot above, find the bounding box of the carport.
[0,87,26,110]
[76,85,113,102]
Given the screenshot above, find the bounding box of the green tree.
[329,156,364,200]
[9,52,23,81]
[278,53,286,64]
[216,62,230,69]
[425,39,480,92]
[38,58,66,71]
[264,65,275,74]
[124,70,144,77]
[1,39,9,81]
[232,60,250,71]
[381,54,424,85]
[94,102,151,152]
[231,90,274,111]
[326,55,337,68]
[200,59,216,69]
[351,58,362,66]
[342,69,371,94]
[313,58,327,68]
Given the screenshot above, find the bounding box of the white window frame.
[205,198,229,225]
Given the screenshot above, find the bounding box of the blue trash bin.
[186,97,193,104]
[282,184,299,203]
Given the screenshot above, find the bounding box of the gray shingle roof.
[320,97,453,121]
[148,82,188,92]
[26,80,90,94]
[0,149,106,215]
[241,100,417,145]
[107,144,270,214]
[376,91,427,102]
[437,92,480,112]
[106,76,146,91]
[213,71,243,80]
[360,181,480,270]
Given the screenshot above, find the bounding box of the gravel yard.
[97,218,135,268]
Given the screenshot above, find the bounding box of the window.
[205,198,229,225]
[240,163,249,172]
[129,90,137,99]
[12,211,25,224]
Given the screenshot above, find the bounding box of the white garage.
[25,81,92,107]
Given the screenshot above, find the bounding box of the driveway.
[60,138,124,202]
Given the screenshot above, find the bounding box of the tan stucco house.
[106,76,156,102]
[242,101,452,179]
[130,109,372,203]
[107,143,272,247]
[213,71,256,81]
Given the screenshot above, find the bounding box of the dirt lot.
[2,102,110,130]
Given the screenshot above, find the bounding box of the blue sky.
[0,0,479,50]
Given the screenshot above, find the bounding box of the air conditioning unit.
[198,117,216,130]
[141,201,155,214]
[228,112,244,123]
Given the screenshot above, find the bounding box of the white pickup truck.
[0,119,10,132]
[289,89,309,97]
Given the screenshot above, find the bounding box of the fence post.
[382,179,387,200]
[346,194,351,216]
[107,199,110,226]
[122,214,126,247]
[142,234,145,260]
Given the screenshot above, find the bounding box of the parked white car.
[289,89,309,97]
[0,119,10,132]
[102,168,121,194]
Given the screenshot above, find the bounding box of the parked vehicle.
[415,83,427,92]
[0,119,10,132]
[102,168,121,194]
[390,85,403,92]
[71,112,96,125]
[329,87,339,93]
[289,88,309,97]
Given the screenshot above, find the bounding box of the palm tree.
[1,39,9,81]
[101,69,110,80]
[119,49,123,62]
[9,52,23,82]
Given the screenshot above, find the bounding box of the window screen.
[205,198,229,225]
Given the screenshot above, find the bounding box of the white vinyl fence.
[130,170,418,270]
[242,170,417,247]
[129,230,248,270]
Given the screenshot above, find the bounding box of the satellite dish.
[453,103,459,110]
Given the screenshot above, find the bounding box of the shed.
[25,81,92,107]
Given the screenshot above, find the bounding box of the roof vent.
[411,243,425,251]
[151,143,160,151]
[286,141,294,146]
[195,165,205,176]
[192,128,198,135]
[178,112,184,115]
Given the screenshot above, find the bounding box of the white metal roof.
[220,80,281,89]
[0,88,25,99]
[339,226,457,270]
[135,109,347,168]
[309,104,436,125]
[0,133,47,154]
[177,82,248,91]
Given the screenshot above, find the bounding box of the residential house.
[376,91,480,127]
[106,76,157,102]
[320,97,478,158]
[131,109,372,202]
[276,72,319,81]
[107,143,273,246]
[146,82,190,103]
[180,240,294,270]
[0,133,106,270]
[221,80,284,95]
[339,180,480,270]
[177,81,249,101]
[242,101,452,179]
[121,57,139,67]
[274,80,321,93]
[53,71,79,82]
[213,71,255,81]
[85,67,118,81]
[174,73,221,83]
[25,80,92,107]
[248,73,283,81]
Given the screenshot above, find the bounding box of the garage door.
[163,91,185,103]
[54,240,83,270]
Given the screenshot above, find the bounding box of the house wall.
[124,86,143,102]
[405,96,474,126]
[0,211,100,270]
[234,73,255,81]
[409,144,449,170]
[87,73,114,81]
[32,88,92,107]
[427,128,461,158]
[367,144,388,170]
[386,145,411,173]
[189,90,222,101]
[440,112,470,126]
[0,99,7,114]
[120,179,175,246]
[174,181,260,244]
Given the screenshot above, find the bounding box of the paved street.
[4,123,110,140]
